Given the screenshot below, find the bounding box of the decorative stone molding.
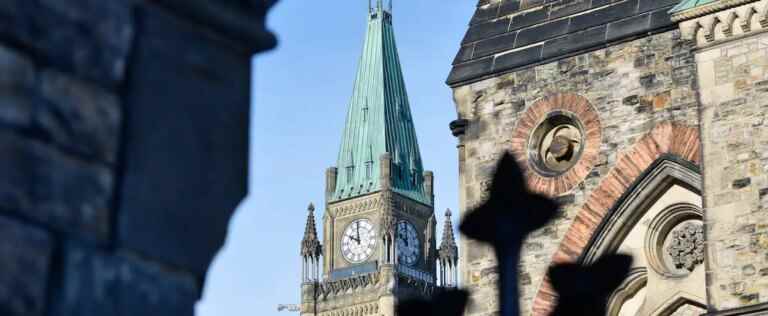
[397,273,439,296]
[318,272,381,297]
[667,222,705,272]
[318,302,380,316]
[645,204,704,277]
[607,268,648,316]
[531,122,701,316]
[509,93,602,197]
[329,195,382,218]
[449,119,469,137]
[675,0,768,48]
[329,187,434,221]
[580,160,702,266]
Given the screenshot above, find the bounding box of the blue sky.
[196,1,475,315]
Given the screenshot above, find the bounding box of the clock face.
[341,219,376,263]
[396,220,420,266]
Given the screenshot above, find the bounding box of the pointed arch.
[656,293,708,315]
[579,158,702,264]
[531,122,701,316]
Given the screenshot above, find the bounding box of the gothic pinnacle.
[439,208,458,260]
[301,202,322,258]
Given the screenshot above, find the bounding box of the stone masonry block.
[0,133,113,243]
[51,246,199,316]
[36,70,121,163]
[0,45,35,129]
[0,0,134,86]
[0,216,53,316]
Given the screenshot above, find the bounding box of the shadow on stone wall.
[397,153,633,316]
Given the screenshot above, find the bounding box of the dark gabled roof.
[446,0,681,87]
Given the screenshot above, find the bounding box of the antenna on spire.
[376,0,383,11]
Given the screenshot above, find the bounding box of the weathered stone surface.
[36,70,121,163]
[451,30,699,315]
[117,6,251,275]
[0,44,121,164]
[0,0,133,86]
[696,31,768,311]
[0,133,113,242]
[0,45,35,130]
[0,216,53,316]
[0,0,277,314]
[51,246,198,316]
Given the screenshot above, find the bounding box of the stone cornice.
[143,0,278,53]
[671,0,760,22]
[318,302,380,316]
[328,194,382,218]
[317,272,381,298]
[675,0,768,48]
[328,192,433,219]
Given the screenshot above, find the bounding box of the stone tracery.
[666,222,705,272]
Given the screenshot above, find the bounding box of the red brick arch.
[509,93,602,197]
[530,122,701,316]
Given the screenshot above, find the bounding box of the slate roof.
[447,0,682,87]
[332,3,430,205]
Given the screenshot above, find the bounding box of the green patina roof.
[670,0,718,13]
[332,3,429,205]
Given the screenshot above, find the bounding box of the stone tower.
[299,1,451,315]
[445,0,768,315]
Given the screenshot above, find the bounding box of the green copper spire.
[332,3,430,205]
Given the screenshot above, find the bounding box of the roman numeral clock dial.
[341,219,376,263]
[396,220,420,265]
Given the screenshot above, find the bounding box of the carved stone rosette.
[666,222,705,272]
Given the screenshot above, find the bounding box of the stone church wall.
[451,29,700,315]
[0,1,275,315]
[696,28,768,312]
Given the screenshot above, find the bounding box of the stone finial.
[301,203,322,259]
[438,209,458,261]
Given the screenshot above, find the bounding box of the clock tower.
[298,1,456,315]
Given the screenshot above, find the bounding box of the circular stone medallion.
[528,112,585,177]
[510,94,601,196]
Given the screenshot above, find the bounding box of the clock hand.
[356,223,361,245]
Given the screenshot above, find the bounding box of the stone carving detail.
[509,93,601,196]
[675,0,768,47]
[318,272,381,296]
[536,123,584,173]
[666,222,705,272]
[381,214,397,238]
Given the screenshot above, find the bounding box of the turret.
[438,209,459,287]
[301,203,322,283]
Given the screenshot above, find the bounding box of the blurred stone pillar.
[0,1,277,315]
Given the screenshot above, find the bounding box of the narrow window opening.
[346,165,354,183]
[365,162,373,179]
